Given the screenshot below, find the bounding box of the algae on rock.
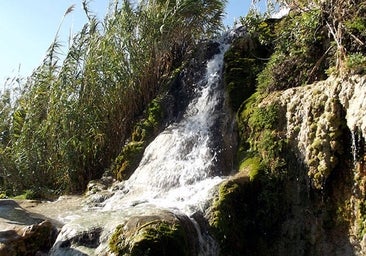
[217,74,366,255]
[109,211,198,256]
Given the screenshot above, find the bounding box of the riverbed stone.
[0,199,58,256]
[109,210,199,256]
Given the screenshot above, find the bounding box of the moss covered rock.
[207,171,285,256]
[224,34,270,111]
[109,210,199,256]
[230,74,366,255]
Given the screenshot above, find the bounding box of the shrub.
[346,53,366,74]
[256,9,330,93]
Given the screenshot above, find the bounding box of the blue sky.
[0,0,250,83]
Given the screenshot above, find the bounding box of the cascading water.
[102,42,230,216]
[50,34,236,256]
[351,128,365,165]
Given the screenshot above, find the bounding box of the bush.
[256,9,330,93]
[346,53,366,74]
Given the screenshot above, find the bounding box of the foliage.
[240,9,276,48]
[346,52,366,74]
[253,0,366,74]
[0,0,227,195]
[255,9,330,93]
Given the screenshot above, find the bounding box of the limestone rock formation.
[270,75,366,255]
[210,74,366,256]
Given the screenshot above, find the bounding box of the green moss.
[248,104,279,131]
[214,89,287,255]
[109,221,189,256]
[210,179,245,251]
[133,98,164,142]
[238,92,259,122]
[239,156,262,180]
[114,141,145,180]
[112,97,165,181]
[224,32,271,112]
[238,92,286,174]
[109,224,124,254]
[209,173,285,256]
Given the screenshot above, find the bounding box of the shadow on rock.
[0,200,59,256]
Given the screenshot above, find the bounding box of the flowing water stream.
[50,34,235,256]
[102,42,230,216]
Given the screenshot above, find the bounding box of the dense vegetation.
[230,0,366,179]
[0,0,226,197]
[212,0,366,255]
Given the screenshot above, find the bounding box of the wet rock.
[0,220,58,256]
[0,200,76,256]
[230,74,366,255]
[0,199,44,229]
[50,207,201,256]
[109,210,199,256]
[206,172,266,255]
[267,75,366,190]
[86,176,114,195]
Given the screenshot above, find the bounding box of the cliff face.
[266,75,366,255]
[210,74,366,256]
[269,75,366,190]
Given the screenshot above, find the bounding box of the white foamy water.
[102,42,230,215]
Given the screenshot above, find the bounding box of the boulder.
[50,207,201,256]
[109,210,199,256]
[0,200,58,256]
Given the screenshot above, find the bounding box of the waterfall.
[50,35,234,256]
[351,130,359,164]
[351,127,365,164]
[102,42,230,215]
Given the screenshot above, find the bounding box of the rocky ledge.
[0,199,58,256]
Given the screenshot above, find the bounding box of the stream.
[50,32,237,256]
